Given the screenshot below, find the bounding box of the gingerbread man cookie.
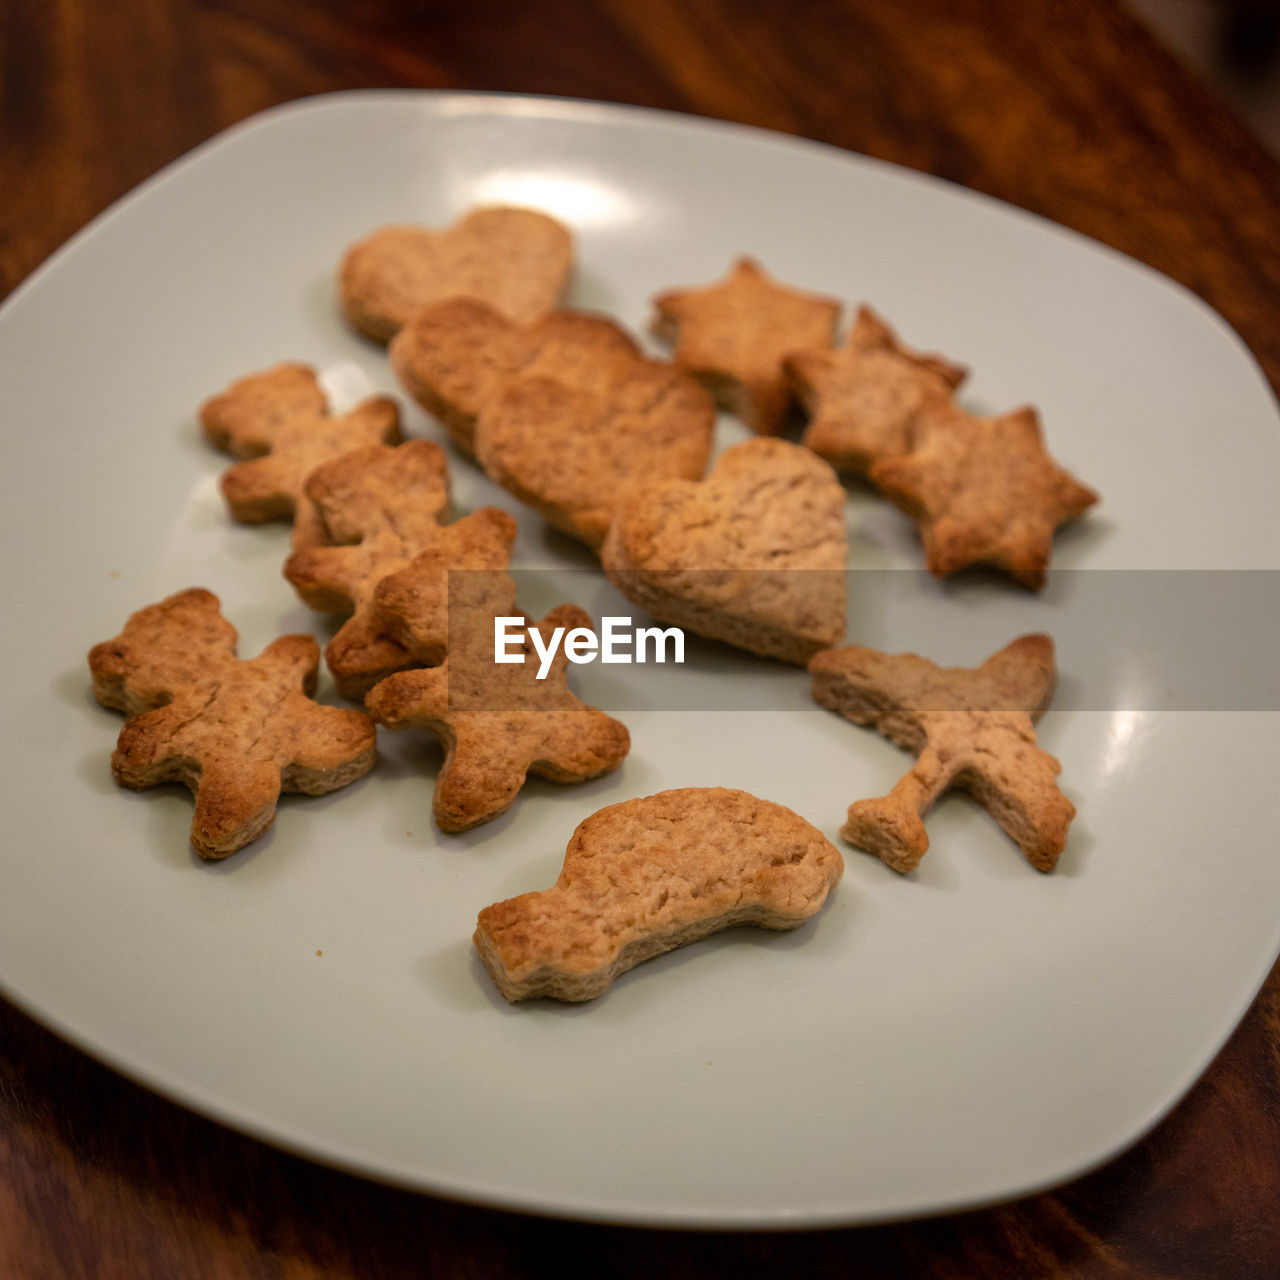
[200,363,401,549]
[474,788,843,1002]
[810,634,1075,873]
[365,570,629,832]
[339,206,573,344]
[651,256,840,434]
[283,440,451,698]
[89,589,376,858]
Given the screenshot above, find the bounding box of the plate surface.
[2,90,1279,1229]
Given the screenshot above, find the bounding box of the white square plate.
[2,90,1279,1228]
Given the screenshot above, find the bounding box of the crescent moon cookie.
[651,256,841,435]
[869,398,1099,590]
[810,634,1075,873]
[88,589,376,859]
[199,362,401,549]
[339,205,573,344]
[786,305,967,475]
[601,437,848,665]
[365,568,629,833]
[389,298,645,457]
[473,788,844,1002]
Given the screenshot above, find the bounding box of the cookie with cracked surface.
[473,787,843,1002]
[810,633,1075,873]
[88,588,376,859]
[651,256,840,434]
[283,440,451,699]
[339,205,573,344]
[199,363,401,549]
[473,357,715,549]
[869,399,1098,589]
[365,570,628,833]
[601,437,848,665]
[787,306,967,474]
[370,506,520,665]
[389,298,644,457]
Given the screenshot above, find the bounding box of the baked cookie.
[869,399,1098,589]
[283,440,451,698]
[365,570,628,832]
[389,298,643,456]
[339,206,573,344]
[810,634,1075,873]
[89,588,376,859]
[370,506,520,664]
[651,256,840,434]
[474,360,716,549]
[787,306,967,474]
[601,437,848,664]
[474,788,844,1002]
[199,363,401,549]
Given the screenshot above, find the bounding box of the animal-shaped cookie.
[389,298,644,456]
[869,399,1098,589]
[601,437,848,664]
[199,363,401,548]
[370,506,520,664]
[809,634,1075,873]
[365,570,629,832]
[283,440,451,698]
[474,788,844,1002]
[786,306,967,474]
[339,205,573,344]
[89,589,376,858]
[474,359,716,549]
[652,256,840,434]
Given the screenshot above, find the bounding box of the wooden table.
[4,2,1279,1274]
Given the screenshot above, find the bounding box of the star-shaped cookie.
[869,399,1098,589]
[283,440,451,698]
[810,634,1075,873]
[200,363,401,549]
[786,306,967,474]
[652,256,840,435]
[89,589,376,858]
[365,572,629,832]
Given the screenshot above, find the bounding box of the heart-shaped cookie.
[389,297,643,456]
[601,438,848,664]
[474,361,716,549]
[339,205,574,344]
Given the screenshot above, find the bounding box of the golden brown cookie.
[651,256,840,434]
[199,363,401,549]
[601,437,848,664]
[786,306,967,474]
[869,399,1098,589]
[283,440,451,698]
[339,206,573,344]
[369,506,520,664]
[88,588,376,859]
[365,569,629,832]
[810,634,1075,873]
[473,787,843,1002]
[389,298,643,456]
[474,358,716,549]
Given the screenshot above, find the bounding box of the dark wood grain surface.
[4,1,1280,1275]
